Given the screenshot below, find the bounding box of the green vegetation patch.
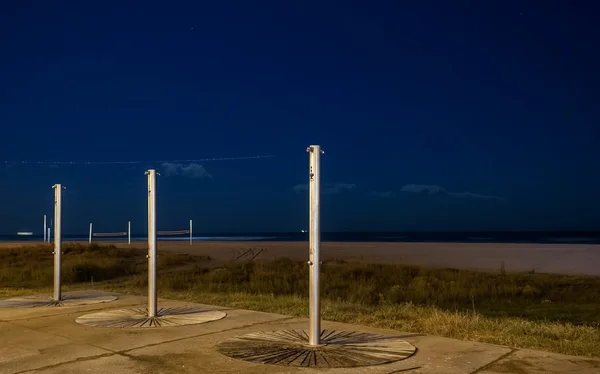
[2,244,600,358]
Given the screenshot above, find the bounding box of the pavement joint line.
[3,303,233,322]
[3,319,122,356]
[118,315,297,354]
[4,302,438,372]
[5,315,298,374]
[6,304,138,322]
[386,367,422,373]
[6,307,289,349]
[12,353,122,374]
[3,303,144,321]
[5,303,289,344]
[470,348,519,374]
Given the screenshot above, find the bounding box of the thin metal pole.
[43,215,47,243]
[146,170,158,318]
[128,221,131,245]
[189,219,193,245]
[89,223,92,244]
[307,145,323,346]
[47,227,51,243]
[52,184,64,302]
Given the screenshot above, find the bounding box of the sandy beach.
[2,240,599,276]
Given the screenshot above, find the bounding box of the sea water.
[1,231,599,244]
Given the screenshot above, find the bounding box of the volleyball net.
[157,229,190,236]
[92,232,127,237]
[157,221,193,244]
[88,221,193,244]
[89,222,131,244]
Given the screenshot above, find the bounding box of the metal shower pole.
[43,215,47,243]
[146,170,158,318]
[189,219,193,245]
[52,184,64,302]
[89,223,93,244]
[307,145,323,346]
[128,221,131,245]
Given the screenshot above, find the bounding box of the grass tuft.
[1,244,600,358]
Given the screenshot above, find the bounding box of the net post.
[190,219,193,245]
[307,145,323,346]
[89,223,92,244]
[43,215,47,243]
[52,184,64,302]
[146,170,158,318]
[128,221,131,245]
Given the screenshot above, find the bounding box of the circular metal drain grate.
[0,292,117,308]
[216,329,416,368]
[75,306,226,328]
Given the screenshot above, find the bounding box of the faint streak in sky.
[293,183,356,195]
[2,155,275,166]
[400,184,503,200]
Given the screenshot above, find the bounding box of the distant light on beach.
[17,232,33,236]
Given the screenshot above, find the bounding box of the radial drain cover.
[0,291,117,308]
[75,306,226,328]
[216,329,417,368]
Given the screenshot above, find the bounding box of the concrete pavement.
[0,291,598,373]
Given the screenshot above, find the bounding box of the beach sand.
[1,240,599,276]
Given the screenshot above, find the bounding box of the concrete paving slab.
[17,353,276,374]
[479,348,600,374]
[0,291,141,322]
[0,321,110,374]
[2,292,600,374]
[7,296,291,353]
[120,317,509,373]
[17,355,134,374]
[303,319,514,373]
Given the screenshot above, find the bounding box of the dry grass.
[0,243,203,287]
[2,244,600,358]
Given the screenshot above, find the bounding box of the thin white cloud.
[162,162,179,176]
[293,183,356,195]
[180,163,212,179]
[400,184,503,200]
[161,162,212,179]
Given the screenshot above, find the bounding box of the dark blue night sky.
[1,1,598,234]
